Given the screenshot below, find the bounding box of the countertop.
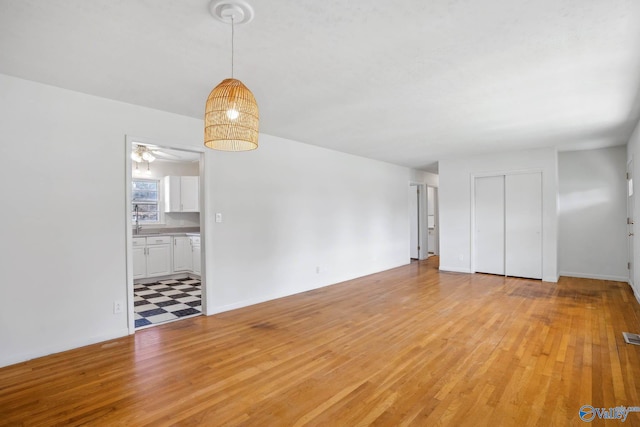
[132,227,200,238]
[133,232,200,237]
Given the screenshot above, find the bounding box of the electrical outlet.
[316,266,328,274]
[459,254,464,261]
[113,300,123,314]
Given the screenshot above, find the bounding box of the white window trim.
[132,177,164,224]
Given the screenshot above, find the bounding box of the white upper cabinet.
[180,176,199,212]
[164,176,199,212]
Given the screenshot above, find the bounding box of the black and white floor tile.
[134,278,201,329]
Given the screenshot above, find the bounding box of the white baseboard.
[439,266,471,274]
[208,292,293,315]
[0,328,129,369]
[207,262,409,315]
[208,278,367,315]
[134,273,191,285]
[558,271,629,282]
[628,280,640,306]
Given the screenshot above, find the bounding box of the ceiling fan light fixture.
[132,145,158,163]
[204,0,259,152]
[141,151,155,162]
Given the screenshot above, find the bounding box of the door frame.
[426,185,440,256]
[627,158,635,291]
[470,168,543,275]
[124,135,208,334]
[409,181,428,260]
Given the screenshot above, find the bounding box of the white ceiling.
[2,0,640,172]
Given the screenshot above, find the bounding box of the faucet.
[134,204,142,235]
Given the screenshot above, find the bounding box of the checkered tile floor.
[134,278,201,329]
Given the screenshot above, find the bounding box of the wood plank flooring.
[2,257,640,426]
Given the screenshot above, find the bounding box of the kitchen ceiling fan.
[131,144,181,163]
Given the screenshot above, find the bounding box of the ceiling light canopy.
[204,0,259,152]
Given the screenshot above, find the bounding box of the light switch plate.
[215,213,222,223]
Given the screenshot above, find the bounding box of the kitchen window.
[132,178,160,223]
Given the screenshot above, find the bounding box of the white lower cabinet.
[191,236,201,275]
[173,236,193,272]
[132,238,147,279]
[147,245,172,277]
[133,234,201,280]
[133,236,172,278]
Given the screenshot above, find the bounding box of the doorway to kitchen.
[125,136,206,332]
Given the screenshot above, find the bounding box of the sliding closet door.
[475,176,505,275]
[505,173,542,279]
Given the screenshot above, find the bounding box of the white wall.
[0,74,204,367]
[206,135,410,313]
[0,74,410,367]
[627,119,640,302]
[558,147,628,281]
[438,148,559,282]
[410,169,439,187]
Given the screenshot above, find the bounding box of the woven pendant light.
[205,78,259,151]
[205,1,259,151]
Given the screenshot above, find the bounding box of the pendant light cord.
[231,16,235,79]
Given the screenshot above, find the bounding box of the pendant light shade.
[205,0,259,152]
[204,78,259,151]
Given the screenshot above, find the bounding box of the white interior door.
[505,173,542,279]
[409,185,419,259]
[475,176,505,275]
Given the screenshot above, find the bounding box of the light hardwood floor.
[2,257,640,426]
